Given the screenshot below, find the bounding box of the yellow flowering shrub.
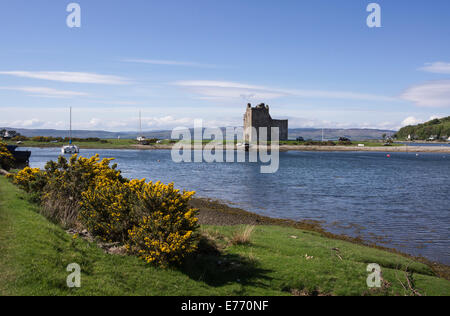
[0,141,14,170]
[41,154,125,227]
[126,182,199,266]
[81,176,199,266]
[79,178,145,242]
[12,167,45,195]
[9,153,200,266]
[44,154,123,199]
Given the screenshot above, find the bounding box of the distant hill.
[0,126,396,141]
[396,117,450,140]
[0,128,169,140]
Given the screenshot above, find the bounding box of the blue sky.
[0,0,449,131]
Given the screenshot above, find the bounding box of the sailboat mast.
[70,107,72,141]
[139,110,142,138]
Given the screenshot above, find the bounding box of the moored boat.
[61,107,79,155]
[6,145,31,164]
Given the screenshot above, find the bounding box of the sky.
[0,0,449,132]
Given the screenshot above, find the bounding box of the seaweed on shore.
[191,197,450,281]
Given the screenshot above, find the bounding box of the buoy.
[387,154,391,158]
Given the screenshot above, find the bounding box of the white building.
[1,131,11,140]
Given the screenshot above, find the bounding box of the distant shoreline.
[132,144,450,153]
[12,143,450,153]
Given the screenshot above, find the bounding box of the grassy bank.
[7,138,405,150]
[5,139,141,149]
[1,175,449,296]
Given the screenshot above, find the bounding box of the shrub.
[126,182,199,266]
[41,154,124,228]
[9,153,200,267]
[0,141,15,170]
[12,167,46,195]
[79,167,200,266]
[79,178,145,242]
[12,135,28,142]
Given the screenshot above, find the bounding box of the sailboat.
[136,110,146,142]
[61,107,80,154]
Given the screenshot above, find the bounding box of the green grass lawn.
[0,175,448,296]
[7,139,406,150]
[6,139,140,149]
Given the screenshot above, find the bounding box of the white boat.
[61,107,79,155]
[61,144,79,154]
[136,110,146,142]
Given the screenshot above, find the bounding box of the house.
[1,131,12,140]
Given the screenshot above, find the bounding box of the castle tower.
[243,103,288,143]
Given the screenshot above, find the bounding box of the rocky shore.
[191,197,450,280]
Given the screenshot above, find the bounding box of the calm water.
[397,142,450,147]
[25,147,450,264]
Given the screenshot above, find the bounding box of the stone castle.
[243,103,288,143]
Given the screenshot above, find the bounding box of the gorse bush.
[80,176,199,265]
[79,178,145,243]
[126,182,199,266]
[11,167,46,202]
[8,154,199,267]
[12,167,42,191]
[42,155,124,227]
[0,141,15,170]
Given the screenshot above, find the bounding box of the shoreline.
[2,174,449,296]
[129,143,450,153]
[191,197,450,280]
[14,143,450,153]
[0,172,450,293]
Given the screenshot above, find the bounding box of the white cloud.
[173,80,397,102]
[0,71,130,85]
[401,80,450,107]
[90,100,141,106]
[0,86,88,98]
[78,115,237,131]
[420,62,450,74]
[8,119,45,128]
[123,59,218,68]
[401,116,422,127]
[399,115,444,128]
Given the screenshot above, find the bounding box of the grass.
[230,225,256,246]
[1,175,449,296]
[6,138,406,150]
[6,139,141,149]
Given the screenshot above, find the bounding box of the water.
[397,142,450,147]
[26,147,450,264]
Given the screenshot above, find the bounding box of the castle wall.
[243,103,288,142]
[271,119,288,141]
